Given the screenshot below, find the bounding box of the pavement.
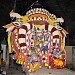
[1,65,75,75]
[30,67,75,75]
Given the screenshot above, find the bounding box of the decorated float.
[3,2,68,72]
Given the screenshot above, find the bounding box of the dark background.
[0,0,75,45]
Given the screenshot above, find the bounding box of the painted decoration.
[3,7,68,72]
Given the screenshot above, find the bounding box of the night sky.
[0,0,75,45]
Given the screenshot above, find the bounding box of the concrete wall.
[65,46,72,64]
